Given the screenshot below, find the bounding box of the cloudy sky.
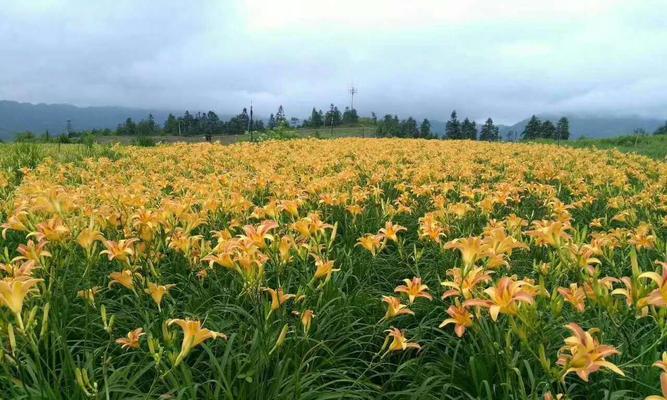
[1,0,666,123]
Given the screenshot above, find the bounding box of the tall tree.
[419,119,432,138]
[445,110,462,139]
[308,108,323,128]
[164,113,178,134]
[521,115,542,140]
[342,107,359,125]
[461,118,477,140]
[541,120,556,139]
[275,106,286,126]
[268,114,276,130]
[479,118,499,141]
[400,117,419,138]
[556,117,570,140]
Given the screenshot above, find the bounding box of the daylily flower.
[439,304,473,337]
[145,282,176,310]
[263,287,295,311]
[109,269,139,290]
[556,322,624,382]
[14,240,51,267]
[557,283,587,313]
[465,277,535,321]
[444,237,488,268]
[394,277,433,304]
[382,327,420,355]
[101,238,138,264]
[356,234,383,256]
[116,328,145,350]
[167,319,226,366]
[381,296,414,320]
[241,220,278,249]
[378,221,406,243]
[638,261,667,308]
[299,309,315,334]
[77,227,105,252]
[313,258,339,281]
[441,267,493,300]
[0,277,43,316]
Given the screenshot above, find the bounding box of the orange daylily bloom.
[556,322,624,382]
[299,309,315,334]
[444,237,488,268]
[313,258,340,281]
[356,234,383,256]
[439,304,473,337]
[115,328,145,350]
[638,261,667,308]
[100,238,138,264]
[441,267,493,300]
[145,282,176,309]
[167,319,227,366]
[77,227,105,251]
[394,277,433,304]
[557,283,587,313]
[108,269,139,290]
[383,327,420,354]
[378,221,406,243]
[381,295,414,320]
[263,287,295,311]
[465,277,535,321]
[0,277,43,316]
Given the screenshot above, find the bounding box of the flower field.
[0,138,666,399]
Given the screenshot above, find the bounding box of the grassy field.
[537,134,667,160]
[0,138,666,399]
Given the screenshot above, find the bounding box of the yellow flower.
[381,295,414,320]
[109,269,139,290]
[77,227,105,252]
[313,258,339,281]
[383,327,420,354]
[394,277,432,304]
[465,277,535,321]
[0,277,43,316]
[300,309,315,334]
[439,304,473,338]
[356,234,383,256]
[556,322,623,382]
[557,283,586,313]
[444,237,488,268]
[115,328,145,350]
[378,221,406,243]
[167,319,227,366]
[638,261,667,308]
[145,282,176,310]
[100,238,138,264]
[441,266,493,300]
[263,287,295,311]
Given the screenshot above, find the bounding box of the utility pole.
[349,85,357,110]
[248,100,254,142]
[329,104,335,136]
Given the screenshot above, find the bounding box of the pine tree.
[419,119,432,138]
[479,118,499,141]
[400,117,419,138]
[445,110,461,139]
[268,114,276,130]
[521,115,542,140]
[461,118,477,140]
[275,106,286,125]
[556,117,570,140]
[540,120,556,139]
[309,108,323,128]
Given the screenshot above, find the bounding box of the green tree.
[400,117,419,138]
[461,118,477,140]
[164,113,179,134]
[445,110,462,139]
[479,118,499,141]
[342,107,359,125]
[556,117,570,140]
[521,115,542,140]
[541,120,556,139]
[268,114,276,130]
[275,105,287,126]
[307,108,323,128]
[653,121,667,135]
[419,119,432,138]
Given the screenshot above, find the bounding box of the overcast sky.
[1,0,666,123]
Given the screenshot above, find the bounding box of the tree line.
[520,115,570,141]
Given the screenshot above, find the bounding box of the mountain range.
[0,100,664,141]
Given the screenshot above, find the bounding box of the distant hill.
[498,115,665,139]
[0,100,177,140]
